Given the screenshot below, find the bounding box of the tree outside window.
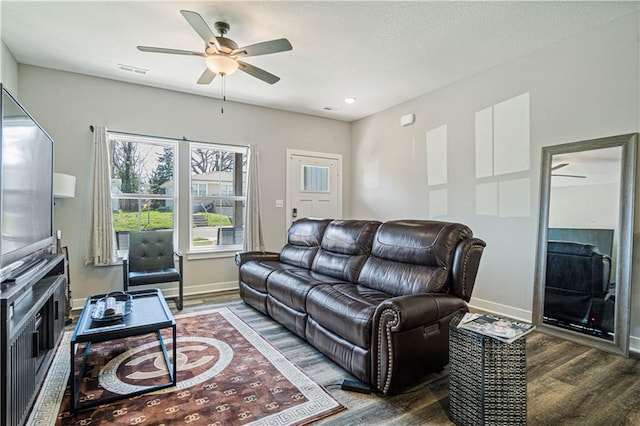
[109,137,177,252]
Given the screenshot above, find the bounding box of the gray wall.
[350,13,640,346]
[1,40,18,94]
[9,12,640,350]
[16,65,351,304]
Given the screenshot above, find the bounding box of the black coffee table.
[70,288,176,411]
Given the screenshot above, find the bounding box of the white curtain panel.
[244,144,265,252]
[84,126,117,265]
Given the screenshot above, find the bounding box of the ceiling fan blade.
[237,61,280,84]
[137,46,205,57]
[180,10,221,52]
[197,68,216,85]
[551,163,570,171]
[232,38,292,57]
[552,174,587,178]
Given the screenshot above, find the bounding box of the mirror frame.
[533,133,637,356]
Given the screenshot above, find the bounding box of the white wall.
[1,40,18,94]
[16,65,351,304]
[350,13,640,339]
[550,182,620,280]
[549,183,619,231]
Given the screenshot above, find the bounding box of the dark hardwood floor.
[163,291,640,425]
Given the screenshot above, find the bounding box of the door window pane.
[302,165,329,192]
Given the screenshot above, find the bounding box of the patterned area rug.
[28,307,345,425]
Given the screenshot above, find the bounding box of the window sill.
[94,249,241,263]
[187,247,241,260]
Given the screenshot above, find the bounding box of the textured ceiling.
[2,1,638,122]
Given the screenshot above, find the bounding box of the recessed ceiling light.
[344,97,357,104]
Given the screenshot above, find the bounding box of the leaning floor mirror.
[533,133,637,356]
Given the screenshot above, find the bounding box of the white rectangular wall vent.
[117,64,148,75]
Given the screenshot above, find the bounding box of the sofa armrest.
[373,293,468,333]
[372,293,468,394]
[451,237,486,302]
[235,251,280,267]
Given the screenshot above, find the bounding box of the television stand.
[4,258,50,288]
[0,253,66,426]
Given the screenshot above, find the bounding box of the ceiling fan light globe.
[205,55,238,75]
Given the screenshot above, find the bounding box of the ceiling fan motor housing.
[214,21,230,36]
[212,37,238,53]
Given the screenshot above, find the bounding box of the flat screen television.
[0,85,54,281]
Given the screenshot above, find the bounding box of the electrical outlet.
[275,199,284,208]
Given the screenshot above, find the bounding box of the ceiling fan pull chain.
[221,74,225,114]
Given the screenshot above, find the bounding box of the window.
[302,165,329,192]
[190,144,247,250]
[191,183,207,196]
[108,133,247,255]
[109,134,177,254]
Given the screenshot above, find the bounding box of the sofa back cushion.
[311,220,381,281]
[358,220,472,296]
[546,240,611,295]
[279,218,332,268]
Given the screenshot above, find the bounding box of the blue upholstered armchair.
[123,230,183,310]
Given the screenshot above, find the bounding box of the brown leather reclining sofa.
[235,218,486,394]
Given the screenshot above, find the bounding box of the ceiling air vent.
[118,64,148,75]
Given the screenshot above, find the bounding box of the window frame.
[108,133,178,258]
[189,142,248,253]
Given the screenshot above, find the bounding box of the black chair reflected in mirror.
[544,240,612,334]
[123,230,183,310]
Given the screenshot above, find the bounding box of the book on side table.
[457,313,535,344]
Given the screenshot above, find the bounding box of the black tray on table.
[91,291,133,322]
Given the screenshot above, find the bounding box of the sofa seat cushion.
[306,283,391,347]
[240,261,305,293]
[267,270,348,312]
[129,268,180,286]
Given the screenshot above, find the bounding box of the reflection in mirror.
[545,147,620,341]
[534,134,636,356]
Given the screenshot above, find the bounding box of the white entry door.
[286,150,342,230]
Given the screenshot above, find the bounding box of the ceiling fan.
[551,162,586,179]
[137,10,292,85]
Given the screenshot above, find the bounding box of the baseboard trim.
[470,297,640,355]
[469,297,532,323]
[70,281,238,314]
